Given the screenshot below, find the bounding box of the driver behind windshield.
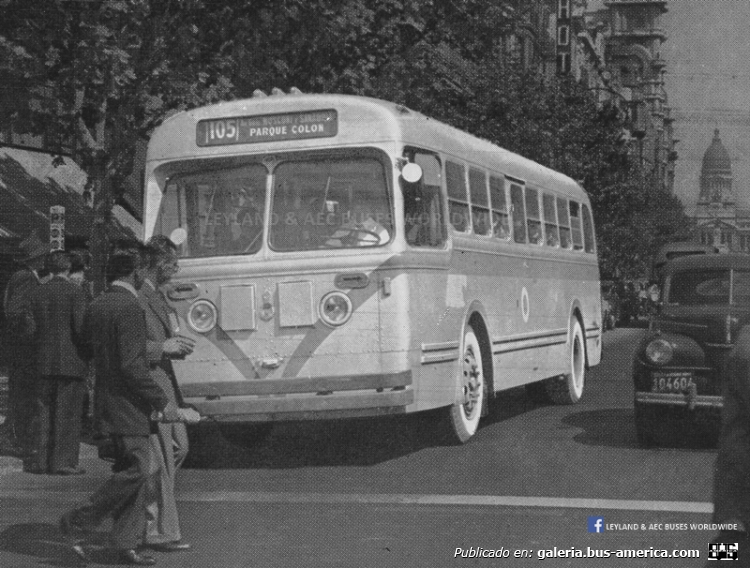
[326,200,390,247]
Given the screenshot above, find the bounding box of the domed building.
[694,129,750,252]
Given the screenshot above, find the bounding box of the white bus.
[143,91,602,444]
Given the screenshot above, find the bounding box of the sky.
[661,0,750,213]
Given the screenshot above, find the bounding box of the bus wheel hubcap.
[462,352,481,415]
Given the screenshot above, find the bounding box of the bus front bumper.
[179,370,414,422]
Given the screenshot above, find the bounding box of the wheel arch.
[569,299,589,369]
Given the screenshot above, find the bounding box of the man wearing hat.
[1,231,49,459]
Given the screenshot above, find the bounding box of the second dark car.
[632,253,750,447]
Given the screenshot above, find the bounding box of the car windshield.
[153,154,392,257]
[667,269,750,306]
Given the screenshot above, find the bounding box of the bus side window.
[469,168,490,236]
[403,151,447,247]
[570,201,583,250]
[446,161,470,232]
[557,197,571,249]
[525,187,543,245]
[543,193,559,247]
[582,204,595,253]
[489,176,510,240]
[509,183,527,244]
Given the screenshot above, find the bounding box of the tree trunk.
[89,153,113,296]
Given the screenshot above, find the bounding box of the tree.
[0,0,234,289]
[1,0,690,281]
[375,46,690,279]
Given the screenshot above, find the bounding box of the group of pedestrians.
[2,233,200,565]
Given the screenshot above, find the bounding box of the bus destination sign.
[197,109,338,147]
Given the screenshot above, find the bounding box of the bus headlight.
[645,338,673,365]
[188,300,218,333]
[319,291,352,326]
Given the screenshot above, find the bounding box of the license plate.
[651,372,694,393]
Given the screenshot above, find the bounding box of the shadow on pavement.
[185,411,448,470]
[0,522,125,567]
[0,522,89,567]
[563,408,718,451]
[184,386,544,470]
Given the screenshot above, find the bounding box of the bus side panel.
[450,239,601,391]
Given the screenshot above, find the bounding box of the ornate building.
[559,0,677,193]
[694,129,750,252]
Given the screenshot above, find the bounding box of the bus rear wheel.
[545,319,585,404]
[443,325,486,444]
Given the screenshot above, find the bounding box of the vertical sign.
[50,205,65,251]
[556,0,572,75]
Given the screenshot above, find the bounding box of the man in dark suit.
[25,251,89,475]
[139,236,195,552]
[59,244,197,566]
[1,231,49,457]
[708,324,750,566]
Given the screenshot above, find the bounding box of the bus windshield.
[155,155,393,257]
[270,157,392,251]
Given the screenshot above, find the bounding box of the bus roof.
[147,92,586,199]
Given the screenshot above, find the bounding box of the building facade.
[694,129,750,253]
[557,0,677,193]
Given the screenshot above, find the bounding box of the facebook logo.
[588,517,605,533]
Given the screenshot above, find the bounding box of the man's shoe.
[53,466,86,475]
[118,549,156,565]
[145,541,191,552]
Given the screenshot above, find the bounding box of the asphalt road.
[0,324,722,567]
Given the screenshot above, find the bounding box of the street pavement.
[0,333,722,568]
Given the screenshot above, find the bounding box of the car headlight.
[645,338,673,365]
[188,300,218,333]
[319,291,352,326]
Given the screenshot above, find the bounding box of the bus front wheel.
[545,318,585,405]
[443,325,486,444]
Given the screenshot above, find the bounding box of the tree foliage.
[0,0,691,280]
[0,0,235,287]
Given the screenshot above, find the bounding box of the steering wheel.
[341,226,382,245]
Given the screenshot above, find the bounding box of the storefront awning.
[0,146,141,247]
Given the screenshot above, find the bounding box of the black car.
[632,254,750,447]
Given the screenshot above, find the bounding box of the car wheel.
[634,401,658,447]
